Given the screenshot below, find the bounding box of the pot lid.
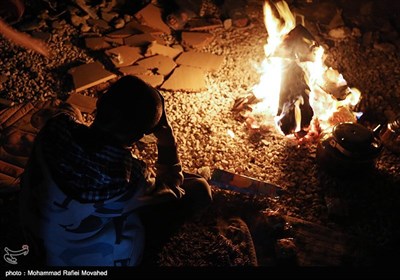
[332,122,374,153]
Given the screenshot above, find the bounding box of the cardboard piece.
[209,169,283,197]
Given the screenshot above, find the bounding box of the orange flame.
[252,0,361,135]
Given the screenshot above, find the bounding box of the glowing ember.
[250,0,362,137]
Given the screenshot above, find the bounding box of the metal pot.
[316,122,383,175]
[379,116,400,155]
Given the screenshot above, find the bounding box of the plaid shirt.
[19,103,184,266]
[38,112,148,202]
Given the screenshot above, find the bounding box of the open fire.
[234,0,362,141]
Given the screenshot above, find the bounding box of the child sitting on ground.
[19,75,212,266]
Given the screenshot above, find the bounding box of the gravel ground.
[1,0,400,264]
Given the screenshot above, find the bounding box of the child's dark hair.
[94,75,163,136]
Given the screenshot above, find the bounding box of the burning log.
[328,106,357,126]
[318,68,349,101]
[273,24,319,62]
[232,0,362,141]
[276,60,313,135]
[232,93,260,112]
[277,25,356,103]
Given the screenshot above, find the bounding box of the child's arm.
[0,18,49,57]
[152,93,184,198]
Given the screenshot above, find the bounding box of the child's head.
[93,75,163,144]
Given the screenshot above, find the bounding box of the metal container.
[316,122,383,175]
[379,116,400,155]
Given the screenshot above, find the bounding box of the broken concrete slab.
[68,61,117,93]
[66,93,98,114]
[104,36,124,45]
[75,0,99,20]
[85,37,111,51]
[145,41,182,59]
[181,31,215,49]
[161,66,206,92]
[106,19,163,39]
[124,33,156,47]
[136,55,177,76]
[87,18,111,32]
[147,34,167,46]
[175,51,224,72]
[125,20,164,35]
[185,18,223,31]
[118,65,149,76]
[105,45,142,68]
[134,3,171,34]
[135,74,164,88]
[101,11,118,23]
[106,21,142,38]
[172,44,184,53]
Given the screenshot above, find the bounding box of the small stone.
[223,19,232,29]
[373,42,396,53]
[113,18,125,29]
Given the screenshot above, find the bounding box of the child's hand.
[152,92,176,146]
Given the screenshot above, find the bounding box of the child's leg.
[180,171,213,214]
[138,172,212,265]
